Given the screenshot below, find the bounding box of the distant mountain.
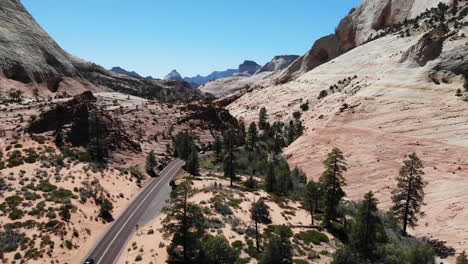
[256,55,299,74]
[235,60,261,76]
[184,69,237,87]
[110,67,142,78]
[164,70,183,81]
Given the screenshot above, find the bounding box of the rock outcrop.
[28,91,141,152]
[401,29,449,66]
[164,70,183,81]
[279,35,343,79]
[280,0,454,80]
[335,0,453,51]
[0,0,83,92]
[235,60,261,76]
[256,55,300,74]
[110,67,142,78]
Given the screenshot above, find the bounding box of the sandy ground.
[118,171,338,264]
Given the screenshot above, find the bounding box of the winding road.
[83,159,185,264]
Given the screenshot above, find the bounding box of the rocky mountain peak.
[164,70,183,81]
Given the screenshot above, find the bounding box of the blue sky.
[22,0,360,78]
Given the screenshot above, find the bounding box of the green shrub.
[214,200,233,215]
[9,208,24,220]
[294,230,329,245]
[48,188,75,203]
[7,150,24,168]
[31,134,46,144]
[14,252,21,259]
[5,195,23,207]
[293,260,309,264]
[232,240,243,250]
[65,240,73,250]
[37,181,58,192]
[24,148,39,163]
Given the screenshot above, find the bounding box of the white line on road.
[81,161,178,263]
[96,161,182,264]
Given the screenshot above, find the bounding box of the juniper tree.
[258,107,268,130]
[350,191,386,260]
[320,147,347,226]
[391,153,427,236]
[247,122,258,150]
[145,150,157,177]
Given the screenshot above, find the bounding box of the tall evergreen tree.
[186,147,200,177]
[163,181,205,263]
[265,161,276,193]
[173,130,195,161]
[391,153,427,236]
[238,118,246,145]
[320,148,347,226]
[350,192,386,260]
[145,150,158,177]
[247,122,258,150]
[213,135,222,162]
[223,129,236,186]
[304,180,321,226]
[251,199,271,251]
[258,107,268,130]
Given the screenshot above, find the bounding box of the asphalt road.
[83,159,185,264]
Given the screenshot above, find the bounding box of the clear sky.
[22,0,360,78]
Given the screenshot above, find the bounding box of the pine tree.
[223,129,236,186]
[259,226,293,264]
[258,107,268,130]
[186,147,200,176]
[265,161,276,193]
[213,135,222,162]
[238,118,246,145]
[320,148,347,226]
[391,153,427,236]
[173,130,195,161]
[350,192,386,260]
[145,150,157,177]
[247,122,258,150]
[251,199,271,251]
[304,180,321,226]
[164,181,205,262]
